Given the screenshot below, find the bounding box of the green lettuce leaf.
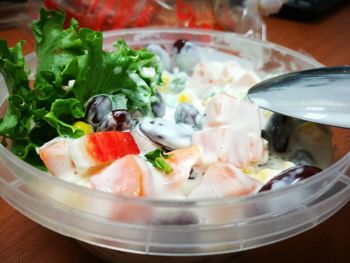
[12,139,46,170]
[0,40,30,95]
[32,8,160,114]
[0,8,161,168]
[44,98,85,138]
[70,30,160,114]
[32,8,84,90]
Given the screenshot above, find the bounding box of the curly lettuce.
[0,8,161,168]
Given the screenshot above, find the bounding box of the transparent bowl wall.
[1,28,350,257]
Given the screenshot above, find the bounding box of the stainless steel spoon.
[247,66,350,128]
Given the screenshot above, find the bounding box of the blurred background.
[0,0,347,41]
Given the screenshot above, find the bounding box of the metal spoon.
[247,66,350,128]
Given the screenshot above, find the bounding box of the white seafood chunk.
[166,146,201,189]
[187,61,260,99]
[90,155,154,197]
[192,127,268,168]
[193,92,267,168]
[38,137,91,187]
[149,146,202,199]
[38,137,76,177]
[189,163,260,199]
[204,93,261,134]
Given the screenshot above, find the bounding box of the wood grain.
[265,3,350,66]
[1,3,350,263]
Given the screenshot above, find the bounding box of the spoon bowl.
[247,66,350,128]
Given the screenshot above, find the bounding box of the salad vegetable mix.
[0,9,160,169]
[0,9,330,199]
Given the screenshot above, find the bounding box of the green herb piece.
[145,149,173,174]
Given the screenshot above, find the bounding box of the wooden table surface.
[1,3,350,263]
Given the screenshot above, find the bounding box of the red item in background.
[41,0,265,39]
[39,0,266,39]
[43,0,222,30]
[43,0,150,30]
[176,0,214,29]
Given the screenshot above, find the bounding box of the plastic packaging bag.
[38,0,287,40]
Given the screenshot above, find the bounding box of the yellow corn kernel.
[177,92,192,104]
[243,166,255,174]
[157,72,170,93]
[74,121,94,135]
[161,72,170,85]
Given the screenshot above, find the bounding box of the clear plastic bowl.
[0,28,350,259]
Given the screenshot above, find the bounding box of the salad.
[0,9,331,200]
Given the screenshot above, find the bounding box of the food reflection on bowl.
[0,27,350,257]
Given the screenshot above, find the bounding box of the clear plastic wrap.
[35,0,269,39]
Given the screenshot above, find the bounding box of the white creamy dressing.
[39,47,302,199]
[149,59,296,194]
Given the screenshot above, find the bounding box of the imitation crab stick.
[189,163,260,198]
[89,147,200,198]
[39,131,140,176]
[166,146,201,188]
[90,155,154,197]
[192,128,268,168]
[69,131,140,173]
[146,146,202,199]
[192,93,268,168]
[204,93,261,134]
